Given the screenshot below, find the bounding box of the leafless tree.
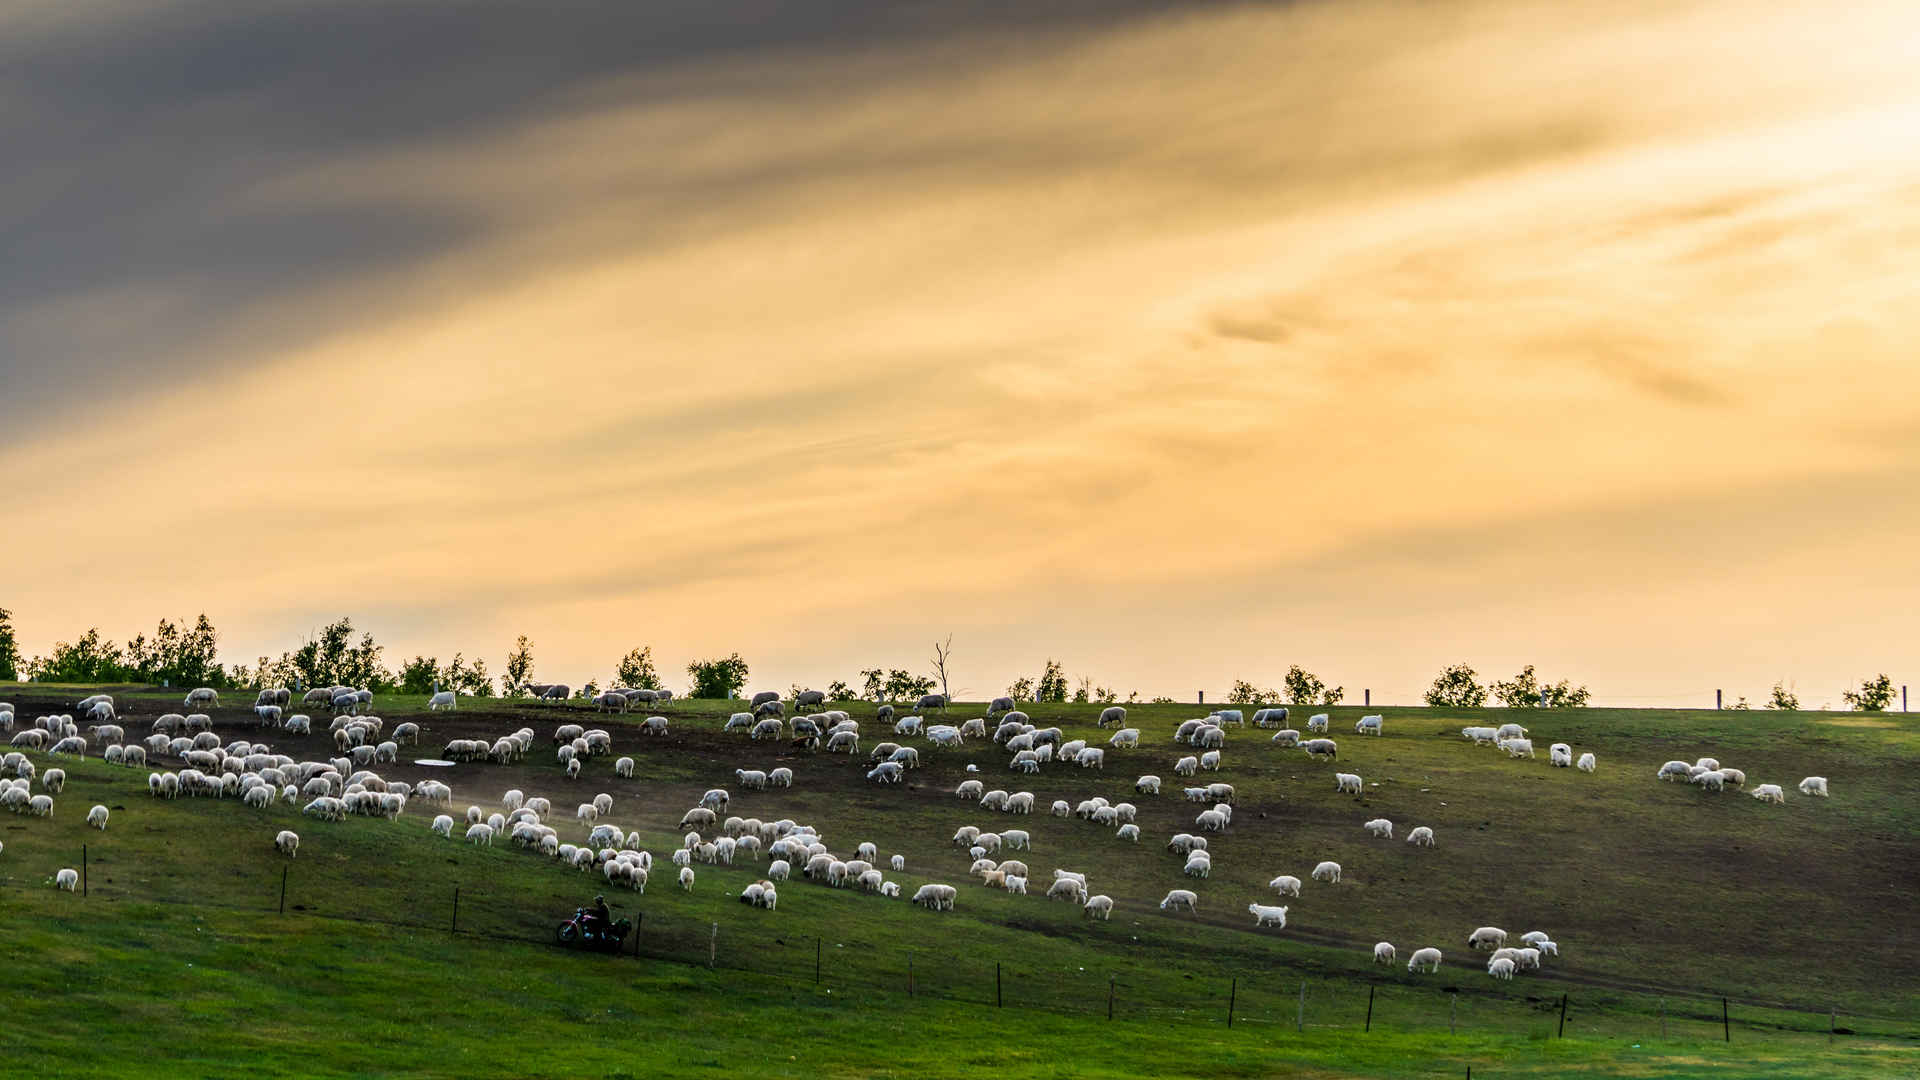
[931,635,954,709]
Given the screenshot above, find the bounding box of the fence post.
[279,867,288,915]
[815,937,821,984]
[450,886,459,935]
[1108,976,1115,1020]
[633,911,644,958]
[1659,997,1666,1039]
[1227,977,1236,1028]
[996,962,1002,1008]
[1449,991,1457,1035]
[1723,997,1730,1043]
[1558,993,1568,1038]
[708,922,717,968]
[1297,981,1305,1032]
[1830,1008,1836,1043]
[1365,688,1370,707]
[1716,688,1723,710]
[1365,985,1375,1033]
[82,844,88,898]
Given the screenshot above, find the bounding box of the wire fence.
[16,843,1913,1048]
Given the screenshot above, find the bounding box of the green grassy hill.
[3,685,1914,1077]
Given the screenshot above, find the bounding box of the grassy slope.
[3,686,1915,1076]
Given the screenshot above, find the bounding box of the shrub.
[1424,664,1488,708]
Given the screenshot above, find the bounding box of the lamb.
[735,769,769,790]
[1159,889,1198,913]
[275,829,301,857]
[1407,947,1442,973]
[768,859,791,881]
[679,866,695,891]
[55,868,80,891]
[1302,738,1338,760]
[1270,729,1301,747]
[1051,800,1071,817]
[44,768,67,794]
[1373,942,1396,964]
[1183,852,1211,878]
[1363,818,1394,839]
[1799,776,1829,797]
[1135,774,1161,795]
[1406,826,1435,847]
[1076,747,1105,769]
[28,794,53,817]
[1355,715,1382,735]
[1269,874,1302,897]
[1487,957,1517,980]
[890,853,906,871]
[1174,756,1200,777]
[1658,760,1692,781]
[893,716,924,736]
[1335,772,1363,795]
[1115,823,1140,841]
[1312,861,1341,884]
[1195,809,1228,832]
[87,804,109,829]
[1198,750,1221,771]
[432,814,455,837]
[1248,903,1288,928]
[768,767,793,788]
[1306,713,1330,733]
[1577,752,1596,772]
[1502,737,1535,759]
[1080,894,1115,920]
[1750,783,1786,804]
[1468,926,1508,950]
[1046,877,1087,903]
[1108,728,1140,749]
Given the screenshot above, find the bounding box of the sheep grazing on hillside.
[1363,818,1394,839]
[1109,728,1140,749]
[1487,957,1517,980]
[915,693,947,712]
[1159,889,1198,914]
[1268,874,1302,898]
[1135,775,1161,795]
[1373,942,1396,964]
[794,689,826,712]
[1799,776,1829,797]
[275,830,300,857]
[1468,926,1508,950]
[55,868,80,892]
[1549,743,1573,767]
[1407,947,1442,973]
[1577,752,1596,772]
[1355,715,1382,735]
[1311,861,1341,884]
[1406,826,1436,847]
[1097,706,1127,728]
[185,688,219,709]
[1302,739,1338,760]
[1248,903,1288,928]
[1335,772,1363,795]
[912,883,956,910]
[1306,713,1330,733]
[86,805,109,830]
[1750,783,1786,804]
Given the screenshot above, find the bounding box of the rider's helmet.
[594,894,606,904]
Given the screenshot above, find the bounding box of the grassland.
[3,684,1914,1076]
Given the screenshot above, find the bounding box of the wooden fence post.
[82,844,88,898]
[1449,991,1457,1035]
[1558,994,1568,1037]
[1659,997,1666,1039]
[708,922,717,968]
[1723,997,1730,1042]
[279,867,288,915]
[815,937,821,984]
[1227,977,1236,1028]
[1365,985,1375,1032]
[1296,981,1305,1032]
[450,886,459,934]
[633,911,644,958]
[1108,976,1115,1020]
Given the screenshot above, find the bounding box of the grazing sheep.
[55,868,80,891]
[275,830,300,857]
[640,716,668,736]
[1115,823,1140,842]
[1502,737,1535,759]
[28,794,53,817]
[1657,760,1692,781]
[1536,940,1560,958]
[1374,942,1396,964]
[1050,799,1071,817]
[1407,826,1435,847]
[87,804,109,830]
[1269,874,1302,897]
[912,883,957,910]
[1248,903,1288,928]
[43,768,67,794]
[890,853,906,871]
[1799,776,1829,797]
[1195,809,1228,832]
[1270,729,1301,746]
[432,814,455,837]
[1047,877,1087,903]
[1076,747,1106,769]
[1355,715,1383,735]
[1252,707,1290,728]
[751,718,784,741]
[1751,783,1786,804]
[185,688,220,708]
[1407,947,1442,973]
[1719,767,1746,787]
[1692,770,1727,792]
[1302,738,1338,760]
[1468,926,1508,950]
[1183,852,1211,878]
[1174,756,1199,777]
[794,689,826,712]
[679,866,695,891]
[1577,751,1596,772]
[1311,861,1341,884]
[1082,894,1115,919]
[1134,774,1161,796]
[465,822,495,845]
[915,693,946,712]
[1334,772,1363,795]
[1495,723,1528,740]
[1109,728,1140,749]
[1159,889,1198,913]
[1306,713,1329,733]
[1194,726,1226,750]
[1363,818,1394,839]
[1198,750,1221,771]
[1487,957,1517,980]
[1097,706,1127,728]
[988,696,1015,716]
[769,767,793,788]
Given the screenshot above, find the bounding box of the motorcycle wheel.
[557,922,580,946]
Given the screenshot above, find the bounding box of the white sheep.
[1751,783,1786,804]
[1799,776,1829,797]
[769,767,794,788]
[1268,874,1302,897]
[1549,742,1573,767]
[1468,926,1507,950]
[1081,894,1114,920]
[679,866,695,891]
[1302,738,1338,760]
[466,823,494,845]
[43,768,67,794]
[1109,728,1140,749]
[1657,760,1691,781]
[87,804,110,830]
[615,757,635,778]
[1692,770,1727,792]
[1355,715,1382,735]
[1495,722,1527,740]
[1183,852,1211,878]
[1195,809,1228,832]
[1407,947,1442,973]
[1173,756,1199,777]
[1363,818,1393,839]
[1311,861,1341,884]
[55,867,80,891]
[1406,826,1435,847]
[431,814,454,837]
[1487,957,1517,980]
[1577,752,1596,772]
[1198,750,1221,771]
[1076,747,1106,769]
[273,829,301,857]
[1502,737,1535,759]
[1307,713,1329,733]
[1373,941,1396,964]
[1334,772,1363,795]
[1159,889,1198,913]
[1270,729,1301,747]
[1248,903,1288,928]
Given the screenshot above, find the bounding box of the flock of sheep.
[0,686,1837,983]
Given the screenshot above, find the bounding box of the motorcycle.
[556,907,634,952]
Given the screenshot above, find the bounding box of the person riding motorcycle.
[584,894,612,934]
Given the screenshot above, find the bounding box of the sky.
[4,0,1918,706]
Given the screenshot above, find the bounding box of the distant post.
[1716,689,1723,710]
[1558,993,1568,1037]
[1296,981,1305,1031]
[1904,685,1909,712]
[1364,688,1370,707]
[1227,977,1236,1028]
[279,867,288,915]
[1197,691,1204,706]
[1365,985,1375,1032]
[82,844,88,898]
[1108,976,1115,1020]
[1723,997,1730,1042]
